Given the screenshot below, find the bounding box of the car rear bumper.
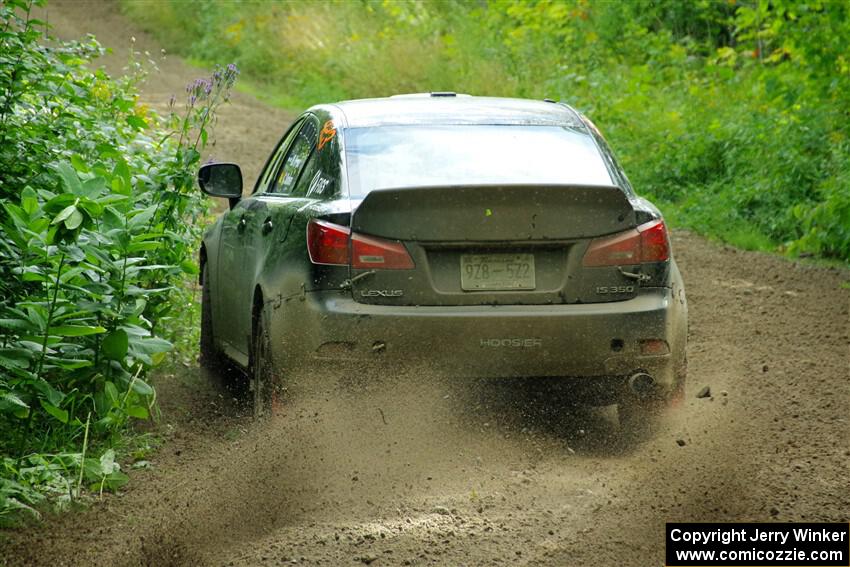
[273,287,686,389]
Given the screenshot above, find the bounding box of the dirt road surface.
[3,2,848,566]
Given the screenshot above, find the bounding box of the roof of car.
[320,94,585,128]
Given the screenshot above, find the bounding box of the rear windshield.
[344,125,613,197]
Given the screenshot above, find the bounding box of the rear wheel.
[251,307,277,419]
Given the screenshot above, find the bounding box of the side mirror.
[198,163,243,203]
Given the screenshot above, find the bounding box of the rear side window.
[291,151,321,197]
[255,117,303,194]
[301,119,341,199]
[270,118,319,195]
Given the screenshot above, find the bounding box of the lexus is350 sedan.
[197,93,688,430]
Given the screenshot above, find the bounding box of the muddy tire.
[199,262,221,372]
[251,307,276,419]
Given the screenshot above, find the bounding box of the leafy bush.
[124,0,850,263]
[0,0,237,522]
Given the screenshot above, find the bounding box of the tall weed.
[0,0,237,522]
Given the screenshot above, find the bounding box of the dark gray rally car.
[197,93,688,427]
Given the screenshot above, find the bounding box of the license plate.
[460,253,535,291]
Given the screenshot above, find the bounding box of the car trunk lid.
[348,184,641,306]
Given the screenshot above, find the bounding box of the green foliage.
[0,0,238,522]
[124,0,850,263]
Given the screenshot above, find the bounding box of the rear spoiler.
[351,184,636,241]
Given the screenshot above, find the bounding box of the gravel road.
[3,2,848,566]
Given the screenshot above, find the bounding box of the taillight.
[638,219,670,262]
[307,220,350,265]
[307,219,414,269]
[582,227,641,266]
[352,233,415,269]
[582,220,670,267]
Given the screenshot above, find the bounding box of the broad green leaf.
[82,457,103,482]
[112,159,132,195]
[125,285,173,296]
[0,495,41,520]
[130,378,154,397]
[21,272,48,282]
[65,245,87,263]
[43,192,77,215]
[0,392,30,417]
[101,206,123,229]
[133,298,147,316]
[19,341,55,355]
[44,359,92,371]
[127,241,161,252]
[101,329,129,361]
[69,154,89,173]
[130,336,172,353]
[21,186,39,216]
[99,449,116,474]
[121,324,152,337]
[40,400,69,424]
[111,228,131,250]
[96,194,131,206]
[126,115,147,130]
[54,161,82,195]
[49,325,106,337]
[180,260,199,275]
[64,207,84,230]
[102,470,130,491]
[0,348,33,369]
[0,318,37,332]
[58,266,86,284]
[104,381,119,406]
[51,203,78,226]
[80,177,106,199]
[119,374,154,397]
[125,405,149,419]
[128,205,156,230]
[95,143,120,159]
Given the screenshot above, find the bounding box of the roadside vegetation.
[0,0,236,524]
[123,0,850,263]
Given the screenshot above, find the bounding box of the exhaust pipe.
[628,371,655,396]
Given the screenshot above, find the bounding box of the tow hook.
[618,267,651,282]
[340,270,377,290]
